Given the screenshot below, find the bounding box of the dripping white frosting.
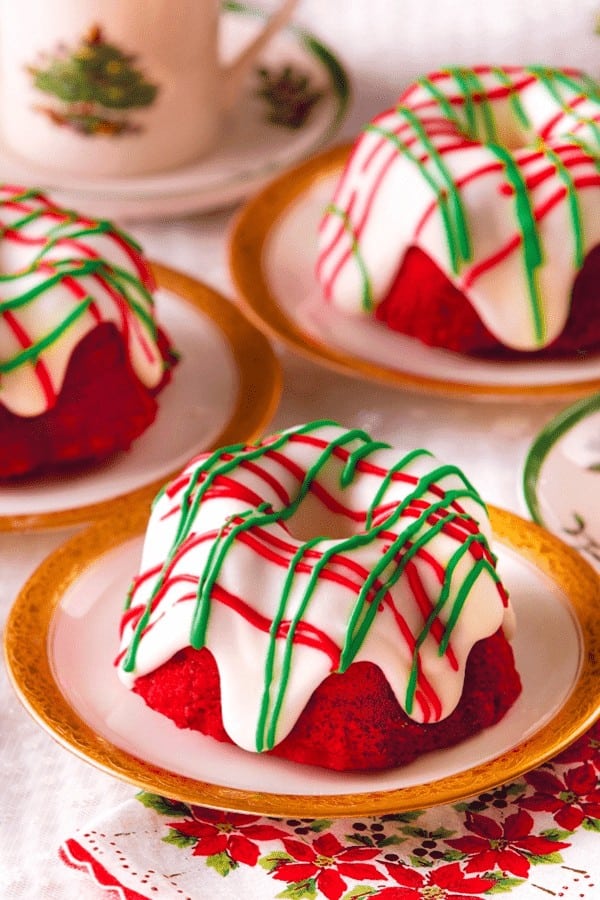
[317,66,600,351]
[0,186,166,417]
[116,421,515,753]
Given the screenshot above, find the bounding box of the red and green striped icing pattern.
[116,421,512,753]
[0,185,165,416]
[317,65,600,350]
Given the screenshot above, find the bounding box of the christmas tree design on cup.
[28,24,158,136]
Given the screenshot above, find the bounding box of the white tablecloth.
[2,1,599,896]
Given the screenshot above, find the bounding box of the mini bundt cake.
[0,185,177,478]
[115,420,521,771]
[316,66,600,358]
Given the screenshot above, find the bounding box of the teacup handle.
[222,0,300,110]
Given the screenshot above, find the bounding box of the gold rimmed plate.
[0,263,281,532]
[4,503,599,817]
[229,144,600,401]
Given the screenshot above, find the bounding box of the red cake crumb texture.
[116,422,521,773]
[0,323,176,479]
[133,630,521,771]
[0,185,177,479]
[375,245,600,359]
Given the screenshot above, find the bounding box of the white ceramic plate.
[523,392,600,571]
[0,264,281,531]
[230,145,600,401]
[5,503,600,816]
[0,3,349,220]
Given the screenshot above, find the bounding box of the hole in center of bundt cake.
[285,492,359,542]
[457,104,532,151]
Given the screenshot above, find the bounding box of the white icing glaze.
[0,186,165,416]
[116,421,515,753]
[316,66,600,351]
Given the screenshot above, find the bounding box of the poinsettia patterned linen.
[59,720,600,900]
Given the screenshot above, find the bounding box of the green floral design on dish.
[523,392,600,565]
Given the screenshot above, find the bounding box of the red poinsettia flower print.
[167,807,288,866]
[445,810,570,877]
[553,720,600,765]
[272,832,382,900]
[521,762,600,830]
[379,860,496,898]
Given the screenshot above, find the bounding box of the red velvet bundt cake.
[0,185,177,478]
[316,66,600,359]
[115,420,521,772]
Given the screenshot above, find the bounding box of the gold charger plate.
[4,502,600,818]
[229,144,600,401]
[0,262,281,532]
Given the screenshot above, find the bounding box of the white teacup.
[0,0,299,177]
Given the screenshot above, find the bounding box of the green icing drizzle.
[540,143,585,267]
[0,294,93,373]
[400,107,473,268]
[123,421,347,669]
[452,68,477,136]
[101,265,158,337]
[337,475,486,671]
[324,204,374,311]
[417,76,461,128]
[420,67,549,345]
[0,191,156,381]
[0,259,98,308]
[565,132,600,177]
[124,421,500,749]
[492,66,531,129]
[340,66,600,350]
[366,119,472,276]
[528,66,600,147]
[365,448,433,530]
[259,534,325,751]
[341,439,389,487]
[486,142,546,344]
[449,67,497,144]
[404,541,493,713]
